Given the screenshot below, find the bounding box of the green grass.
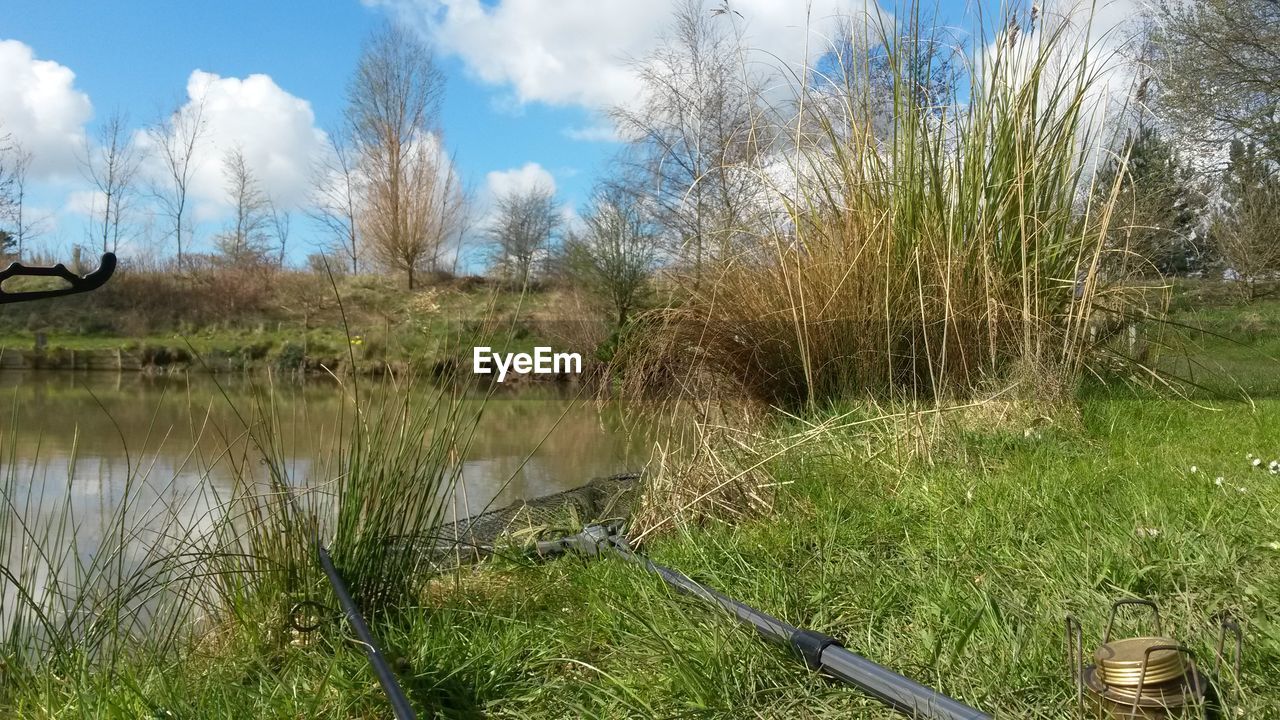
[0,312,563,375]
[0,375,484,718]
[8,384,1277,718]
[1158,292,1280,396]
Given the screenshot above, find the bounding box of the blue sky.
[1,0,624,263]
[5,0,1115,267]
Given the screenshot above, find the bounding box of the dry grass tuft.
[628,404,776,540]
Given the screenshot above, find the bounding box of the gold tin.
[1082,665,1207,719]
[1095,637,1187,687]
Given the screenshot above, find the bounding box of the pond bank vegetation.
[3,0,1280,717]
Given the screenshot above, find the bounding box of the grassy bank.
[1160,283,1280,397]
[409,393,1280,718]
[0,268,602,377]
[3,301,1276,718]
[9,376,1277,718]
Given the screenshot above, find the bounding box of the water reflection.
[0,371,645,526]
[0,372,647,638]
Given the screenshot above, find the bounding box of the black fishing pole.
[532,525,992,720]
[317,545,418,720]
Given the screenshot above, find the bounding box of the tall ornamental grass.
[623,4,1141,410]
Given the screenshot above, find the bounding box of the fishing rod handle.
[0,253,117,304]
[819,647,993,720]
[615,540,992,720]
[318,545,418,720]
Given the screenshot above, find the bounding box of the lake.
[0,371,648,569]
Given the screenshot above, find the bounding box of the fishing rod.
[0,253,117,304]
[532,524,993,720]
[316,545,418,720]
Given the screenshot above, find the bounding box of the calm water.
[0,371,648,639]
[0,371,646,555]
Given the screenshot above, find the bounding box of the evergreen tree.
[1213,139,1280,300]
[1095,125,1200,276]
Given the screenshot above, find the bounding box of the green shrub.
[275,341,307,370]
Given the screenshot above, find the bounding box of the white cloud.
[979,0,1145,164]
[63,188,105,217]
[485,162,556,198]
[373,0,878,110]
[0,39,93,180]
[563,123,623,143]
[139,70,329,218]
[558,203,582,232]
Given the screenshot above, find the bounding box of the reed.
[0,373,484,711]
[621,3,1137,410]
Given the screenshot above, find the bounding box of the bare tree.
[9,144,33,260]
[445,181,477,275]
[268,199,291,268]
[1213,139,1280,300]
[1152,0,1280,161]
[1093,124,1202,276]
[360,137,464,287]
[487,185,561,285]
[0,135,11,254]
[148,97,206,268]
[423,149,469,274]
[346,23,453,289]
[1,139,34,259]
[81,111,142,254]
[366,139,465,287]
[310,131,362,273]
[0,129,13,226]
[565,183,660,327]
[216,148,272,264]
[611,0,771,286]
[279,254,341,334]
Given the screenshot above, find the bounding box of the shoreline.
[0,344,591,385]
